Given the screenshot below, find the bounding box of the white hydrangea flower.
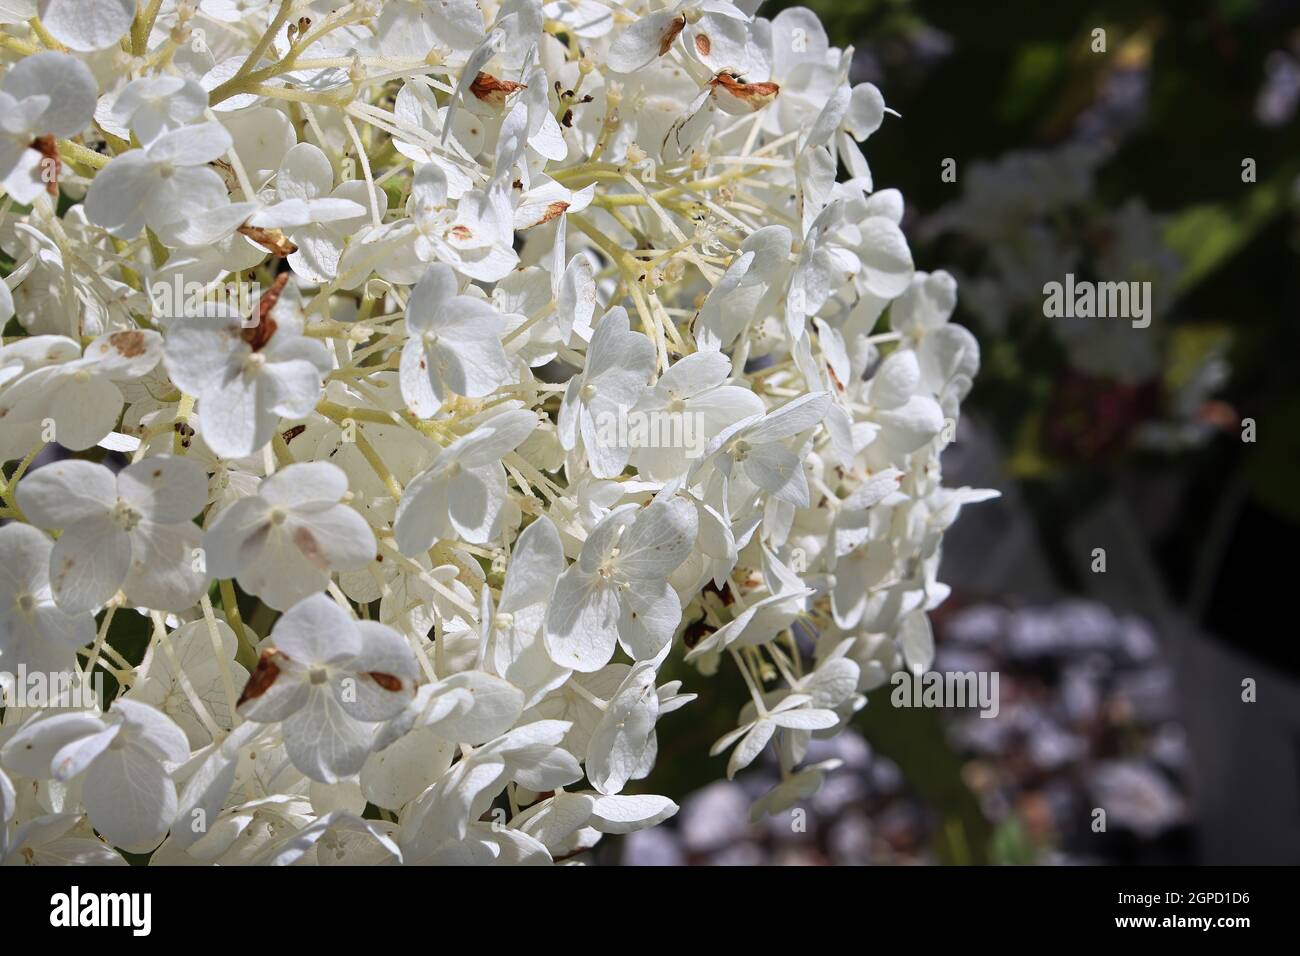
[398,263,514,417]
[0,330,162,451]
[203,462,376,610]
[1,699,189,852]
[394,408,537,551]
[109,76,210,147]
[162,282,331,459]
[16,456,209,613]
[85,123,237,246]
[236,593,418,783]
[0,0,993,865]
[545,496,697,671]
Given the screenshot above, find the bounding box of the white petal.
[85,150,155,236]
[284,503,377,572]
[544,570,619,672]
[617,577,680,661]
[2,51,97,137]
[499,515,563,613]
[617,496,697,578]
[393,467,449,556]
[726,720,775,778]
[118,455,208,523]
[282,689,375,783]
[48,515,130,613]
[272,593,361,665]
[121,519,205,611]
[588,793,678,833]
[15,459,115,527]
[586,661,658,795]
[260,461,348,507]
[361,725,454,810]
[82,745,176,851]
[47,375,124,452]
[608,10,681,73]
[38,0,134,52]
[423,671,524,744]
[0,711,106,778]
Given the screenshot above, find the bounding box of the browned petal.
[238,225,299,257]
[238,650,285,707]
[536,200,570,225]
[241,271,289,350]
[710,73,781,110]
[660,14,687,56]
[470,71,526,107]
[694,33,711,57]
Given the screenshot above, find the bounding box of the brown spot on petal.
[709,73,781,111]
[660,14,686,56]
[694,33,711,57]
[238,649,285,707]
[106,330,147,358]
[282,424,307,444]
[241,272,289,351]
[470,71,526,107]
[535,201,569,226]
[238,225,298,257]
[367,672,405,692]
[447,224,474,242]
[292,524,329,570]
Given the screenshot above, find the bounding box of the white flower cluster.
[0,0,992,865]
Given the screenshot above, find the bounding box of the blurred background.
[608,0,1300,865]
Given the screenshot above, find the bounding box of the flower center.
[269,506,288,526]
[730,439,752,461]
[16,592,35,613]
[596,546,620,581]
[112,498,142,531]
[580,382,597,400]
[242,351,267,375]
[309,667,329,685]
